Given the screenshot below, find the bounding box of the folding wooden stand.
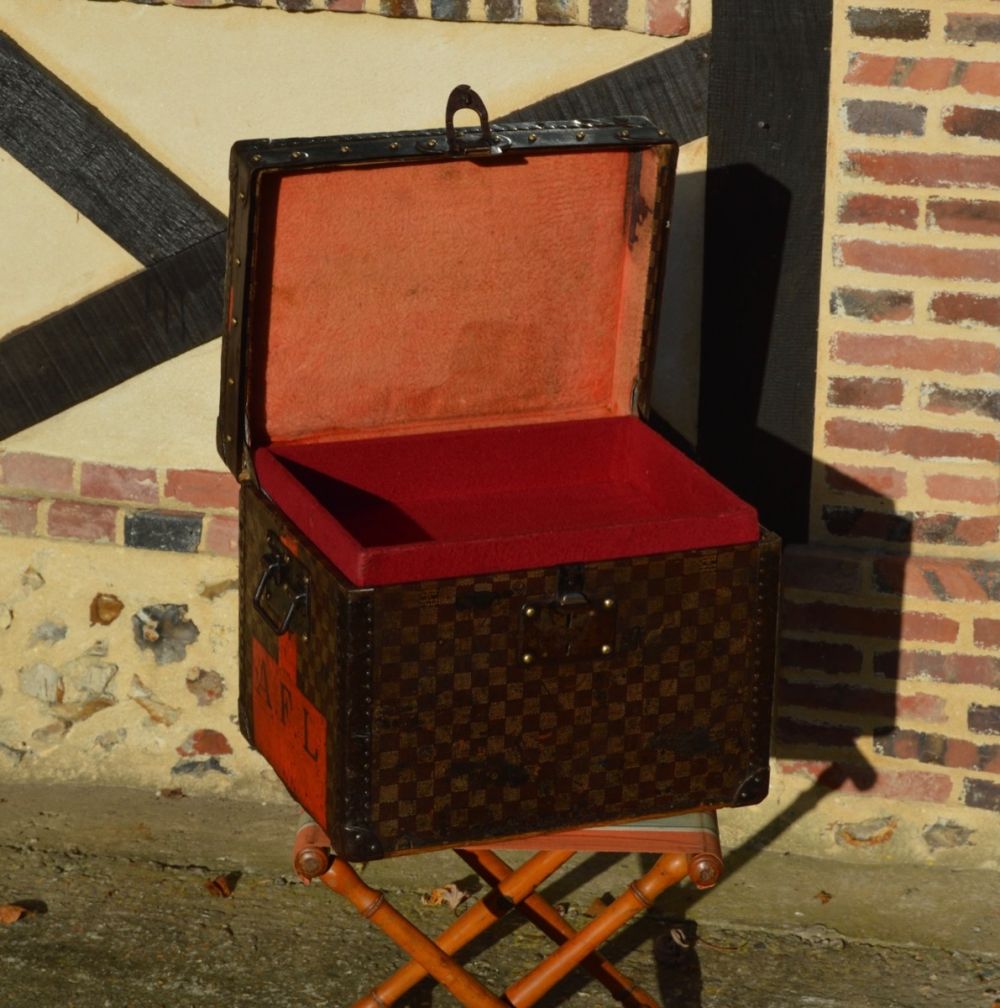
[293,812,723,1007]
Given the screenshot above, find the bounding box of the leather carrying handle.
[445,84,492,153]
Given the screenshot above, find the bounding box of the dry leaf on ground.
[0,904,30,925]
[815,890,833,904]
[420,883,469,911]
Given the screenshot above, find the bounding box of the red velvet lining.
[254,417,758,586]
[249,148,663,444]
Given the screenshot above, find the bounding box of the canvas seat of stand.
[245,148,758,586]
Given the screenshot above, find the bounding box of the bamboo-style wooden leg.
[318,855,510,1008]
[502,852,690,1008]
[456,848,662,1008]
[352,850,574,1008]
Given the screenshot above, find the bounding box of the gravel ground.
[1,782,997,1008]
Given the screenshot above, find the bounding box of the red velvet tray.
[239,129,757,586]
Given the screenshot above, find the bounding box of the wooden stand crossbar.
[294,816,724,1007]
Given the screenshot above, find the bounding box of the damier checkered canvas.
[240,484,780,859]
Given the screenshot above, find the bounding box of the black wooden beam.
[0,32,223,266]
[0,234,225,437]
[698,3,831,542]
[0,32,226,437]
[502,33,710,146]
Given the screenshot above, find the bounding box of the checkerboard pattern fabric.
[241,485,779,858]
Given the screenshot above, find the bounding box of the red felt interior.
[248,148,663,444]
[254,417,758,586]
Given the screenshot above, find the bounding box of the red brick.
[845,51,898,86]
[963,777,1000,811]
[968,703,1000,735]
[176,729,232,757]
[836,238,1000,282]
[828,376,904,410]
[946,13,1000,46]
[898,692,948,724]
[646,0,689,37]
[921,384,1000,421]
[944,104,1000,142]
[780,638,864,676]
[821,504,911,543]
[782,761,952,801]
[843,150,1000,189]
[874,555,1000,604]
[926,472,1000,505]
[47,500,116,543]
[777,680,896,719]
[875,649,1000,687]
[961,61,1000,98]
[875,728,991,769]
[825,417,999,462]
[203,515,238,557]
[775,717,859,749]
[833,330,999,373]
[325,0,365,9]
[930,290,1000,326]
[912,512,999,547]
[783,599,958,643]
[927,196,1000,236]
[825,463,908,499]
[0,452,73,494]
[838,192,919,228]
[905,57,959,91]
[0,496,39,536]
[164,469,239,510]
[80,463,158,504]
[974,617,1000,649]
[782,549,862,593]
[830,287,913,321]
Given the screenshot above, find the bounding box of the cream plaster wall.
[1,0,688,469]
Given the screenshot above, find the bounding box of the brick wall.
[786,0,1000,832]
[109,0,694,36]
[0,451,239,559]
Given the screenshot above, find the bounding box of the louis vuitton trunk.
[218,86,781,862]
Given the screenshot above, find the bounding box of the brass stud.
[524,606,536,618]
[291,150,302,159]
[427,139,438,148]
[603,598,615,609]
[340,145,350,153]
[231,317,238,326]
[235,257,242,266]
[575,131,586,141]
[522,653,534,665]
[600,644,613,656]
[225,434,233,442]
[618,128,631,139]
[528,133,537,143]
[251,153,262,163]
[658,129,666,137]
[227,377,235,386]
[389,142,400,151]
[239,192,246,201]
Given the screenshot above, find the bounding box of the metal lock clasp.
[253,532,309,637]
[519,565,617,666]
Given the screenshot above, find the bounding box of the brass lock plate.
[519,593,617,666]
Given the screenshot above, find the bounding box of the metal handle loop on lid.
[445,84,492,153]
